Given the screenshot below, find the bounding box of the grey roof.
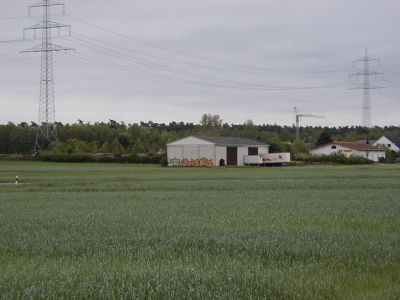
[193,136,269,146]
[358,139,377,145]
[385,135,400,147]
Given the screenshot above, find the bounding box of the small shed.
[167,136,270,166]
[310,141,386,162]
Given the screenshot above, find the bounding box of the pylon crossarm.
[21,44,74,53]
[348,85,386,90]
[29,1,65,16]
[24,21,71,31]
[353,56,379,63]
[350,70,384,77]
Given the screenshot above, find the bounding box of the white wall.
[310,144,385,162]
[215,146,226,166]
[167,146,183,166]
[167,145,216,166]
[237,147,248,166]
[183,146,199,160]
[258,146,269,154]
[373,136,400,152]
[199,146,214,161]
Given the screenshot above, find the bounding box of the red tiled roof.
[311,141,386,151]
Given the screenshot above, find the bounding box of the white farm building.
[167,136,270,166]
[310,141,386,162]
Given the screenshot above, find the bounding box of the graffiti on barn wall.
[170,157,213,167]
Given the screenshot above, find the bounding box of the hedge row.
[2,153,375,165]
[42,153,165,164]
[26,153,167,165]
[294,153,374,165]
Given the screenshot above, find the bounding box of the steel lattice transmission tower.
[349,48,385,128]
[21,0,74,151]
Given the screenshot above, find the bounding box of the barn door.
[227,147,237,165]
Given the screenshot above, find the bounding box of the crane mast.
[294,107,324,140]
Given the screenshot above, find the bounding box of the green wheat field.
[0,162,399,299]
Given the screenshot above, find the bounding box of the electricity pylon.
[21,0,74,151]
[349,48,385,128]
[294,107,324,140]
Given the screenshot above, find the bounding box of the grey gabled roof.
[385,135,400,147]
[193,136,269,147]
[167,136,270,147]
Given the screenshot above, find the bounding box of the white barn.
[167,136,270,166]
[310,141,386,162]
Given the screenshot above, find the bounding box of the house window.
[387,144,391,148]
[331,145,336,149]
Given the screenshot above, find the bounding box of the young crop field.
[0,162,399,299]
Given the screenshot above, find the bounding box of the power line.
[379,66,400,76]
[63,33,354,91]
[374,90,399,100]
[0,16,29,20]
[0,57,36,63]
[79,0,367,55]
[68,28,354,75]
[382,79,400,89]
[59,50,355,107]
[0,39,28,43]
[65,14,353,74]
[58,51,356,103]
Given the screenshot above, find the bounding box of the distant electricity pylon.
[21,0,74,151]
[349,48,385,128]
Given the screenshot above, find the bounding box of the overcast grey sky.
[1,0,399,127]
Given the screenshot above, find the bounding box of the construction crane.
[294,107,324,140]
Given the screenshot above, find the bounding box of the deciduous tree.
[316,131,333,146]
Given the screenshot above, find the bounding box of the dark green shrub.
[151,155,162,164]
[39,153,96,163]
[347,155,373,164]
[2,154,35,161]
[160,154,168,167]
[32,153,164,165]
[139,155,151,164]
[297,153,373,165]
[96,156,115,163]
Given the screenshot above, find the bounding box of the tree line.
[0,114,398,156]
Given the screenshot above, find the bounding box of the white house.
[310,141,386,162]
[373,136,400,152]
[166,136,269,166]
